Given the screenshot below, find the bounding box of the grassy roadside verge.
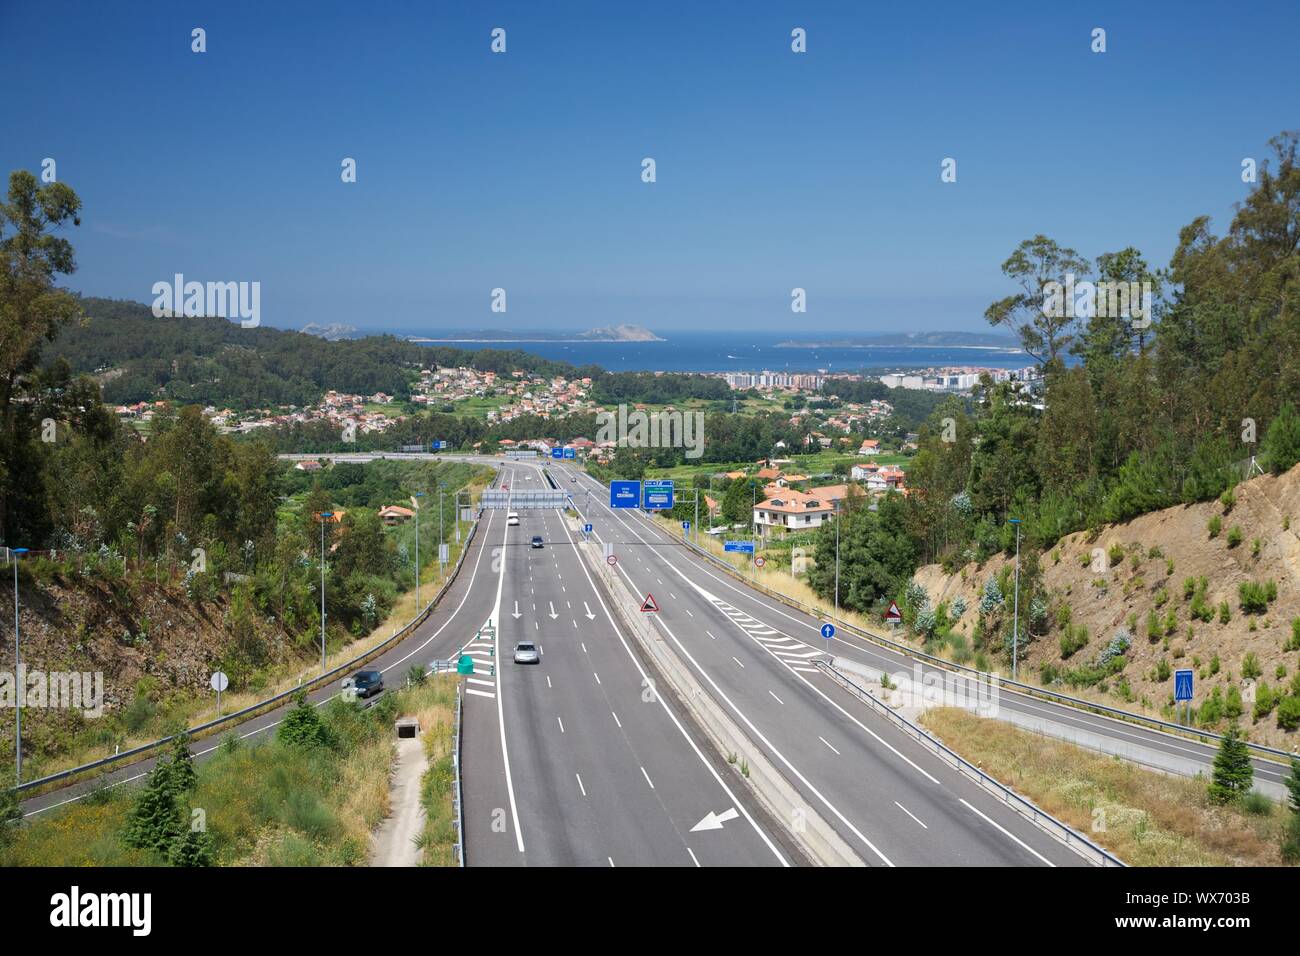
[919,707,1294,866]
[1,677,462,866]
[412,680,459,866]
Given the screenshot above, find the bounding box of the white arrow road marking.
[511,600,522,619]
[548,601,559,620]
[584,601,596,620]
[691,807,740,832]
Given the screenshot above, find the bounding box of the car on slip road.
[513,641,540,664]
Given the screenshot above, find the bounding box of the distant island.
[408,323,665,344]
[776,331,1020,350]
[300,322,361,341]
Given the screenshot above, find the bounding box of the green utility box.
[457,655,475,675]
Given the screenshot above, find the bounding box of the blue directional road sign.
[643,480,674,510]
[551,447,564,459]
[724,540,756,554]
[584,523,593,534]
[610,481,641,509]
[431,440,446,450]
[1175,669,1194,701]
[821,623,835,640]
[563,446,576,459]
[682,520,690,531]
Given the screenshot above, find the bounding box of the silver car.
[513,641,540,664]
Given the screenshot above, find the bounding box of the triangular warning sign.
[640,593,659,613]
[885,600,902,622]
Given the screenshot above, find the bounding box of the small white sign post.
[210,670,229,715]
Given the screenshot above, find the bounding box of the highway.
[541,461,1086,866]
[460,465,790,866]
[550,460,1293,796]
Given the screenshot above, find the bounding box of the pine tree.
[168,827,214,867]
[1207,723,1254,805]
[167,733,197,795]
[121,759,183,854]
[1286,757,1300,815]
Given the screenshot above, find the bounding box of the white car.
[507,512,520,526]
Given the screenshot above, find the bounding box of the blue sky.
[3,0,1296,334]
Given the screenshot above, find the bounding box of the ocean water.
[418,330,1030,374]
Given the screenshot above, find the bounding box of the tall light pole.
[834,507,840,617]
[438,481,448,572]
[317,515,331,674]
[1009,517,1022,681]
[412,492,426,607]
[11,547,28,785]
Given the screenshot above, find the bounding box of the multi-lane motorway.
[29,451,1269,867]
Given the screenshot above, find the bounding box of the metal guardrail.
[671,529,1294,764]
[452,686,465,867]
[815,659,1125,867]
[15,512,485,796]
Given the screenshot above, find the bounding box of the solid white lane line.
[960,798,1054,866]
[641,766,655,789]
[611,711,621,728]
[896,801,928,829]
[768,690,784,705]
[819,736,840,755]
[557,716,565,734]
[593,671,601,685]
[687,847,701,867]
[576,773,587,797]
[732,656,745,668]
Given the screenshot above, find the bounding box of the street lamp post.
[318,515,332,674]
[412,492,426,607]
[11,547,28,785]
[1009,517,1022,681]
[439,482,448,571]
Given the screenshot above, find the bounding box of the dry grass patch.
[920,707,1293,866]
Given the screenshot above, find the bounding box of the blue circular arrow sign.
[820,623,835,639]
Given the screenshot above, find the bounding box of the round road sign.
[754,556,766,568]
[820,623,835,640]
[210,671,229,692]
[606,554,618,566]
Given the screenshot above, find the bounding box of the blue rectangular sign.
[643,480,674,510]
[610,480,641,509]
[563,447,576,459]
[430,440,446,450]
[1175,669,1194,701]
[724,540,756,554]
[551,447,563,459]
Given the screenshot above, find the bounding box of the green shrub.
[1277,695,1300,731]
[1226,525,1243,548]
[1242,652,1262,680]
[1208,515,1222,539]
[1239,580,1276,615]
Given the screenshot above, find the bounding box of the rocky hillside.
[912,464,1300,749]
[1,566,305,774]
